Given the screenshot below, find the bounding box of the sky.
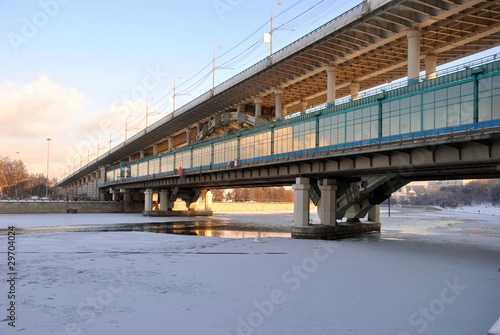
[0,0,499,181]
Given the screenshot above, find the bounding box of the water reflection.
[0,221,291,239]
[193,230,290,238]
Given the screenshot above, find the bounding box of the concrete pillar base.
[291,222,380,240]
[142,210,213,217]
[368,205,380,223]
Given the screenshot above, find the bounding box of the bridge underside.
[99,129,500,238]
[55,0,500,239]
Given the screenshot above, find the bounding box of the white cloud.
[0,75,88,178]
[0,75,167,181]
[0,75,86,138]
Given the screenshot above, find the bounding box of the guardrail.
[104,119,500,185]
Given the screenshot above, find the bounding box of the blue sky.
[0,0,361,178]
[2,0,357,112]
[0,0,499,180]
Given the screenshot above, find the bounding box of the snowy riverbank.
[0,208,499,335]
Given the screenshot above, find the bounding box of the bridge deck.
[103,56,500,189]
[57,0,500,188]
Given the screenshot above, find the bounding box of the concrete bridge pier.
[142,188,213,217]
[292,177,310,227]
[159,190,172,211]
[144,188,153,212]
[111,188,120,202]
[368,205,380,223]
[318,179,337,226]
[291,177,383,240]
[205,190,213,211]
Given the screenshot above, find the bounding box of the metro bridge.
[57,0,500,238]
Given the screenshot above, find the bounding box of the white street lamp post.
[213,45,222,89]
[46,138,51,198]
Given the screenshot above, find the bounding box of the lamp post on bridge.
[270,1,282,57]
[46,138,51,198]
[124,114,133,141]
[212,45,233,91]
[15,151,20,199]
[170,76,190,118]
[213,45,222,89]
[145,97,154,130]
[108,127,115,153]
[167,76,182,117]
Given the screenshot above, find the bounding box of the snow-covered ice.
[0,207,499,335]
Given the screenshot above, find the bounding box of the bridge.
[57,0,500,239]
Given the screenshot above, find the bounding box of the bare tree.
[0,156,29,198]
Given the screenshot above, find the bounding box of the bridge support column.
[188,198,199,211]
[121,189,131,203]
[159,190,170,211]
[111,189,120,202]
[186,129,191,146]
[350,81,360,101]
[205,190,213,210]
[153,144,158,155]
[292,177,310,226]
[275,89,283,120]
[140,151,145,158]
[319,179,337,226]
[254,97,262,117]
[425,54,437,80]
[144,188,153,212]
[407,30,421,84]
[168,136,173,151]
[368,205,380,223]
[300,100,308,115]
[326,65,336,105]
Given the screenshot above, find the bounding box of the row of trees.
[0,156,49,199]
[211,187,294,203]
[394,180,500,208]
[214,180,500,207]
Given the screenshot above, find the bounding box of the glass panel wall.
[293,120,316,151]
[240,132,271,160]
[383,96,422,136]
[274,126,293,154]
[348,105,378,141]
[193,146,212,167]
[318,113,346,147]
[421,81,474,130]
[149,158,160,175]
[479,74,500,121]
[160,155,174,173]
[130,163,138,178]
[175,151,191,169]
[138,161,148,176]
[213,140,237,164]
[106,170,115,182]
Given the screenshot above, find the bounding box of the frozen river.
[0,206,499,335]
